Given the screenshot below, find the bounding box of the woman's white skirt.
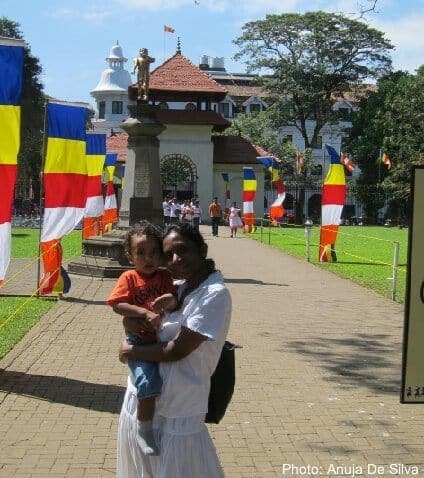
[229,215,243,229]
[117,385,224,478]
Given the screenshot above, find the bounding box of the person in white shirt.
[169,198,179,224]
[191,200,202,231]
[162,197,171,226]
[117,223,232,478]
[228,201,243,238]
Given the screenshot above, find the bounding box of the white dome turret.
[91,41,132,94]
[108,42,126,61]
[90,41,134,132]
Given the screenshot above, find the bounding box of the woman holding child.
[112,222,232,477]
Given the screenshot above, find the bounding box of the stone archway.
[160,154,198,200]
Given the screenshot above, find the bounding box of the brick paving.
[1,225,421,477]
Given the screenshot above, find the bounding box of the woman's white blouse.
[155,271,232,418]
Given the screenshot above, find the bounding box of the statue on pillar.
[132,48,155,102]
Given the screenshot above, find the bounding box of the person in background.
[162,197,171,226]
[169,198,179,224]
[191,199,202,231]
[228,201,243,238]
[208,197,222,237]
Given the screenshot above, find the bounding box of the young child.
[107,221,177,455]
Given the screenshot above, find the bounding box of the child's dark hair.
[163,223,216,274]
[124,220,163,254]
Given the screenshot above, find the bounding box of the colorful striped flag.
[102,152,118,233]
[221,172,231,214]
[0,37,25,287]
[257,156,285,224]
[164,25,175,33]
[296,151,304,174]
[40,101,88,295]
[242,167,257,233]
[341,152,356,173]
[319,145,346,262]
[381,152,391,170]
[83,133,106,239]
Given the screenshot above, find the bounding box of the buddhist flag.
[0,37,25,287]
[341,152,356,173]
[257,156,285,224]
[242,167,257,233]
[296,151,304,174]
[102,152,118,233]
[40,101,88,295]
[83,133,106,239]
[381,152,391,170]
[221,173,231,214]
[319,145,346,262]
[164,25,175,33]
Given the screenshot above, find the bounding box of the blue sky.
[2,0,424,106]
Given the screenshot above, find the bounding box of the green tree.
[348,70,424,223]
[0,17,45,203]
[234,11,393,222]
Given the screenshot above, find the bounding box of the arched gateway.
[160,154,198,200]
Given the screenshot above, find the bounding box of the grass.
[0,296,57,359]
[249,225,408,303]
[0,228,83,360]
[11,228,83,259]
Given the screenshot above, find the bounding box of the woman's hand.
[122,315,157,335]
[119,338,133,363]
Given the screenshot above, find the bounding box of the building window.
[284,134,293,144]
[312,135,323,149]
[249,103,261,113]
[112,101,123,115]
[218,102,230,117]
[159,101,169,110]
[99,101,105,119]
[185,102,196,111]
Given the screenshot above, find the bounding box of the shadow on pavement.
[60,296,107,305]
[287,333,400,394]
[0,370,125,414]
[224,278,288,286]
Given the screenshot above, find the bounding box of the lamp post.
[304,218,313,262]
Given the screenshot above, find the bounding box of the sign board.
[401,166,424,403]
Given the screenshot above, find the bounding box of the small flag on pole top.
[341,152,356,173]
[164,25,175,33]
[296,152,304,174]
[382,152,391,170]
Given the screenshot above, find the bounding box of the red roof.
[107,133,128,163]
[213,136,270,164]
[149,53,228,95]
[156,110,230,130]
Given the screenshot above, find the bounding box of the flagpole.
[378,147,382,185]
[36,99,49,298]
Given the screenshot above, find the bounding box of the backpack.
[205,341,236,424]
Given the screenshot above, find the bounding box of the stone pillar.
[119,104,165,227]
[68,104,166,278]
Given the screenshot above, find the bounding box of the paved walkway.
[0,225,420,477]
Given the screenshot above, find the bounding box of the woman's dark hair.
[163,223,216,274]
[124,220,163,254]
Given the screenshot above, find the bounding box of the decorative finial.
[177,37,181,54]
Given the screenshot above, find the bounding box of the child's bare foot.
[136,420,159,455]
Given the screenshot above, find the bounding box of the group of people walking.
[163,196,244,238]
[162,197,202,230]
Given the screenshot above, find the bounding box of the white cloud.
[371,12,424,72]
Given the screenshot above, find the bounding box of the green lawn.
[249,225,408,303]
[0,296,56,359]
[11,228,83,259]
[0,228,83,360]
